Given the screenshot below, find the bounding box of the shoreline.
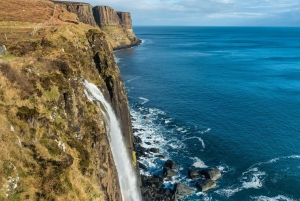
[113,39,143,51]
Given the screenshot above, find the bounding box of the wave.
[138,97,149,104]
[251,195,297,201]
[216,155,300,198]
[191,157,208,168]
[183,136,205,149]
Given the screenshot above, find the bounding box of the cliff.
[0,0,136,200]
[52,1,97,26]
[52,1,141,50]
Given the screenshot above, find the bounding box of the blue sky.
[68,0,300,26]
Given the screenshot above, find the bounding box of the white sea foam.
[138,97,149,104]
[183,137,205,149]
[217,163,232,173]
[201,128,211,134]
[252,195,297,201]
[216,187,242,197]
[216,168,265,197]
[114,55,121,63]
[192,157,208,168]
[126,76,140,83]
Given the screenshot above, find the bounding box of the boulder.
[196,179,216,192]
[0,45,6,56]
[200,168,221,181]
[134,135,142,143]
[165,160,179,170]
[188,169,200,180]
[174,183,195,200]
[149,148,159,153]
[138,162,147,170]
[163,167,176,178]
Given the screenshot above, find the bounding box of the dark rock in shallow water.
[163,167,176,178]
[174,183,195,200]
[134,135,142,143]
[149,147,159,153]
[200,168,221,181]
[196,179,216,192]
[165,160,179,170]
[138,162,147,170]
[145,142,151,145]
[188,169,200,180]
[157,154,165,158]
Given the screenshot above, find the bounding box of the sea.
[114,27,300,201]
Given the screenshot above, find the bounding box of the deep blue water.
[115,27,300,201]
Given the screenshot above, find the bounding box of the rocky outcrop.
[196,179,217,192]
[93,6,121,27]
[1,21,133,201]
[52,1,97,26]
[86,29,134,150]
[93,6,141,50]
[0,45,6,56]
[53,1,141,50]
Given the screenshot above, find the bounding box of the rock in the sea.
[138,162,147,170]
[196,179,216,192]
[174,183,195,200]
[165,159,179,170]
[163,167,176,178]
[200,168,221,181]
[134,135,142,143]
[149,147,159,153]
[188,169,200,180]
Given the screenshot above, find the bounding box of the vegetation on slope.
[0,0,124,200]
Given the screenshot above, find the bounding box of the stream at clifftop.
[115,27,300,201]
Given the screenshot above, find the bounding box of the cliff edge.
[0,0,136,200]
[52,1,141,50]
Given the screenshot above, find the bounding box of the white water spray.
[83,80,142,201]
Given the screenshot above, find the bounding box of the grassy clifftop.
[0,0,134,200]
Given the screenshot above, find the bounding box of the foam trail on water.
[83,80,141,201]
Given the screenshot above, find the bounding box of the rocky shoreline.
[132,122,222,200]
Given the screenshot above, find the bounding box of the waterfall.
[83,80,142,201]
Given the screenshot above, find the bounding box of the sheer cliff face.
[93,6,121,27]
[0,1,135,200]
[93,6,141,49]
[53,1,97,26]
[53,1,141,50]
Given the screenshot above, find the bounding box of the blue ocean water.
[115,27,300,201]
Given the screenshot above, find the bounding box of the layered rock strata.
[53,1,97,26]
[53,1,141,50]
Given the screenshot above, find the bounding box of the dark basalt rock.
[138,162,147,170]
[200,168,221,181]
[196,179,216,192]
[165,160,179,170]
[174,183,195,200]
[163,167,176,178]
[188,169,200,180]
[134,135,142,143]
[149,148,159,153]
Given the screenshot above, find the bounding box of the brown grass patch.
[0,0,54,23]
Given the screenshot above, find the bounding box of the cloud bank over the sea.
[65,0,300,26]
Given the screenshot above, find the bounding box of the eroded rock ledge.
[53,1,141,50]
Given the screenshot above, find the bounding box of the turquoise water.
[115,27,300,201]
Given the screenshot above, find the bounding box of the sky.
[67,0,300,26]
